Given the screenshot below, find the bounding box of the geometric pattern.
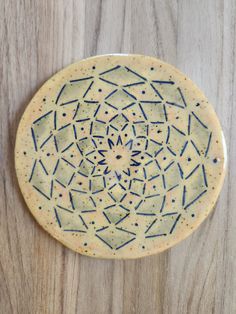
[29,64,214,251]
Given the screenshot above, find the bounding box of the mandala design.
[15,55,226,258]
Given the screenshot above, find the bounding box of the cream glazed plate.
[15,54,226,259]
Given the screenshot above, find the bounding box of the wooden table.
[0,1,235,313]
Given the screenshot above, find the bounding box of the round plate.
[15,54,226,259]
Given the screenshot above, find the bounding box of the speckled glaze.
[15,54,226,259]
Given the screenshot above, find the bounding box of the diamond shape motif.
[27,63,215,254]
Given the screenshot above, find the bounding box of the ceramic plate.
[15,54,226,259]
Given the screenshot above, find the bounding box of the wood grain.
[0,0,235,313]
